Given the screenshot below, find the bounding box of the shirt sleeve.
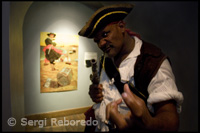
[147,59,184,113]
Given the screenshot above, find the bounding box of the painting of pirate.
[43,32,64,70]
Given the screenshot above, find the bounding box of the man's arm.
[147,99,179,131]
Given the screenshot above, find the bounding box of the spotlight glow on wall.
[40,32,79,47]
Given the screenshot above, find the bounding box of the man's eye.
[102,31,109,37]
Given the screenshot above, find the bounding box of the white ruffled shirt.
[93,36,184,131]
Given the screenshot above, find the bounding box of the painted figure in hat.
[79,3,183,132]
[43,32,64,70]
[45,32,57,46]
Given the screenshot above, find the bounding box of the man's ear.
[118,21,126,32]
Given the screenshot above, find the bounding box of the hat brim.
[78,3,134,38]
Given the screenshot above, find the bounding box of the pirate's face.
[94,21,126,58]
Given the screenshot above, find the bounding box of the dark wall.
[123,1,198,131]
[2,1,12,132]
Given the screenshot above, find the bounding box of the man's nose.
[98,39,107,48]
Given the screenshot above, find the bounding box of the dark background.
[125,2,198,131]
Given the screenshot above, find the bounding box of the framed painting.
[40,32,79,93]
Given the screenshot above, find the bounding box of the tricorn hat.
[78,3,134,38]
[47,32,56,37]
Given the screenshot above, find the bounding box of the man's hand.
[106,98,134,130]
[106,98,122,122]
[106,84,179,131]
[89,84,103,103]
[105,84,149,130]
[122,84,151,121]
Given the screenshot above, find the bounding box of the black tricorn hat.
[47,32,56,37]
[78,3,134,38]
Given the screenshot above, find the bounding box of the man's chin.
[105,52,116,58]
